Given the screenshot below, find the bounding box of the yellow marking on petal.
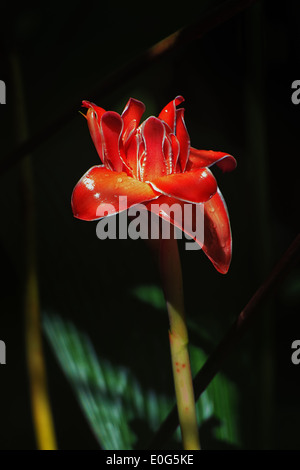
[78,110,87,119]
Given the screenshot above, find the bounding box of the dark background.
[0,0,299,450]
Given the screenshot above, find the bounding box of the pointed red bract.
[82,101,106,125]
[125,132,141,178]
[146,196,204,248]
[146,190,232,273]
[188,148,237,173]
[176,108,190,172]
[140,117,167,181]
[100,111,125,172]
[150,168,217,204]
[170,134,180,171]
[85,108,105,163]
[121,98,145,144]
[71,166,159,221]
[202,189,232,274]
[158,96,184,132]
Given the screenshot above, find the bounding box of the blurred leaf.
[130,284,165,310]
[43,313,172,450]
[43,311,240,450]
[190,345,240,448]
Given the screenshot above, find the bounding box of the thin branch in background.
[0,0,259,176]
[149,232,300,449]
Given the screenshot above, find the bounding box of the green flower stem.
[159,235,200,450]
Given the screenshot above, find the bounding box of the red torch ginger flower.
[71,96,236,273]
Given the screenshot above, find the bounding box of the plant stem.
[159,236,200,450]
[24,248,58,450]
[150,232,300,449]
[11,52,57,450]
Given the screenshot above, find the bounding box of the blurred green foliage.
[43,310,241,450]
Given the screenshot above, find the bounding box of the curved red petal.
[140,117,167,181]
[149,168,217,203]
[188,148,237,173]
[82,100,106,125]
[163,134,173,175]
[146,189,232,273]
[175,108,190,172]
[158,96,184,132]
[170,134,180,172]
[86,108,104,163]
[202,189,232,274]
[146,196,204,249]
[71,165,159,221]
[126,131,141,178]
[100,111,126,172]
[121,98,145,143]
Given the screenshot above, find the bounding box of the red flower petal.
[71,165,159,221]
[149,168,217,203]
[188,148,237,173]
[140,117,167,181]
[145,196,204,248]
[100,111,126,172]
[125,131,141,178]
[175,108,190,172]
[158,96,184,132]
[161,133,180,175]
[146,189,232,273]
[121,98,145,144]
[202,189,232,274]
[163,134,173,175]
[85,108,105,163]
[170,134,180,172]
[82,100,106,125]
